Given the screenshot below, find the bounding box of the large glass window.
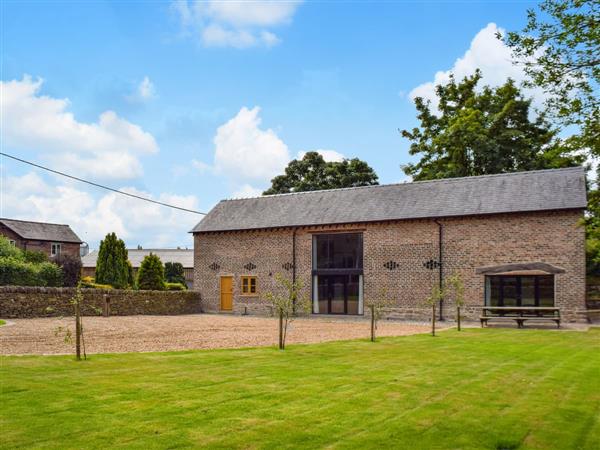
[312,233,364,315]
[485,275,554,307]
[313,233,363,269]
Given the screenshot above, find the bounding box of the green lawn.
[1,328,599,449]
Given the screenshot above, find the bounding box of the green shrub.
[80,280,113,289]
[23,250,48,264]
[38,262,63,287]
[164,262,187,287]
[137,253,165,290]
[0,236,22,259]
[165,282,186,291]
[0,256,62,286]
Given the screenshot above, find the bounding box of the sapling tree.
[447,273,465,331]
[55,285,90,360]
[365,289,395,342]
[264,274,310,350]
[424,285,444,337]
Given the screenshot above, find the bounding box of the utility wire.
[0,152,207,215]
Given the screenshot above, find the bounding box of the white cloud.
[212,106,290,181]
[0,171,199,248]
[297,149,345,162]
[409,23,545,111]
[127,76,156,102]
[172,0,301,48]
[1,76,158,179]
[231,184,263,198]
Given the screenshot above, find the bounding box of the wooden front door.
[220,276,233,311]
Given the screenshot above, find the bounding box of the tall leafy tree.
[264,152,379,195]
[164,261,186,287]
[95,232,130,289]
[503,0,599,155]
[401,71,583,180]
[137,253,165,291]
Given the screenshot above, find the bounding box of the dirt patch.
[0,314,434,355]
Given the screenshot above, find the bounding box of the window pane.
[538,275,554,307]
[347,275,359,315]
[250,278,256,293]
[330,276,345,313]
[502,277,518,307]
[521,277,536,306]
[318,276,328,313]
[489,277,501,307]
[242,278,248,293]
[315,233,363,269]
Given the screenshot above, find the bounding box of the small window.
[8,240,16,247]
[241,276,257,295]
[51,243,61,257]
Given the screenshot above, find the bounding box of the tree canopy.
[503,0,599,156]
[137,253,165,291]
[164,261,186,287]
[95,232,130,289]
[263,152,378,195]
[401,71,584,181]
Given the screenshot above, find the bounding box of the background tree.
[95,233,130,289]
[137,253,165,291]
[164,262,186,287]
[503,0,599,155]
[264,151,379,194]
[401,71,583,181]
[264,274,310,350]
[54,254,82,287]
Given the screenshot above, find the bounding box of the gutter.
[433,219,444,321]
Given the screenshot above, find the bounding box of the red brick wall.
[193,210,586,321]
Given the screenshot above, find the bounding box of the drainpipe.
[433,219,444,321]
[292,228,297,313]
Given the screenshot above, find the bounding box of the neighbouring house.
[82,248,194,288]
[192,167,587,321]
[0,218,83,259]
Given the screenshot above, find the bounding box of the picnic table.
[480,306,561,329]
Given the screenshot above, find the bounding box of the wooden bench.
[480,307,561,329]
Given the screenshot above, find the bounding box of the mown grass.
[1,328,599,449]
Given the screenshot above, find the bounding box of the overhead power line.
[0,152,207,215]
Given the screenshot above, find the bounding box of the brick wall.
[0,286,202,318]
[194,209,586,321]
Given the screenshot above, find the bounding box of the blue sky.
[0,1,539,249]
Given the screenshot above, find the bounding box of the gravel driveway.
[0,314,433,355]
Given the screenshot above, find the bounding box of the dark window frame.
[485,275,554,307]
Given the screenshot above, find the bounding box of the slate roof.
[82,249,193,268]
[192,167,587,233]
[0,218,82,243]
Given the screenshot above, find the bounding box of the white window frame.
[8,240,16,247]
[51,243,61,257]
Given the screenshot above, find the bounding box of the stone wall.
[194,209,586,322]
[0,286,202,318]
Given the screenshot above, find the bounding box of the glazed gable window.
[241,276,257,295]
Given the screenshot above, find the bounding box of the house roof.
[0,218,83,243]
[192,167,587,233]
[82,249,194,268]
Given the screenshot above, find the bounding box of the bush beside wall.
[0,286,202,318]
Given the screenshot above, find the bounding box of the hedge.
[0,256,63,287]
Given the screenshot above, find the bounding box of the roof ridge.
[0,217,72,227]
[223,166,585,202]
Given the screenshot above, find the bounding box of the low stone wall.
[0,286,202,318]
